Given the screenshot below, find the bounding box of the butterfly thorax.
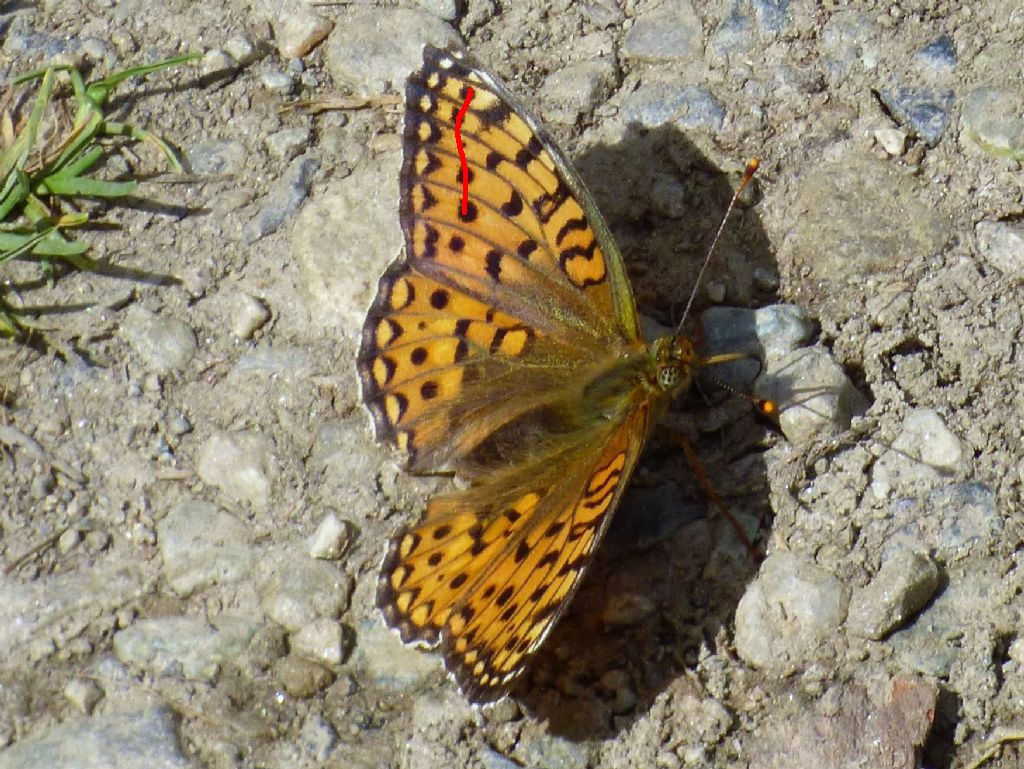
[576,334,696,427]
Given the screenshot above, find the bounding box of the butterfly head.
[648,335,697,397]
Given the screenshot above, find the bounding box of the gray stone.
[260,555,353,632]
[602,593,656,627]
[185,139,247,175]
[877,86,954,147]
[513,730,593,769]
[224,35,257,66]
[274,655,334,698]
[756,346,869,445]
[976,220,1024,280]
[228,292,271,339]
[701,304,814,378]
[243,152,319,243]
[324,7,460,96]
[119,306,197,375]
[0,708,189,769]
[349,617,444,692]
[540,57,617,125]
[298,713,337,762]
[271,11,333,59]
[307,511,352,559]
[753,0,789,33]
[113,615,260,681]
[292,151,402,336]
[620,81,726,132]
[622,0,703,62]
[915,35,956,72]
[712,7,753,54]
[290,618,349,666]
[416,0,460,21]
[871,408,965,499]
[199,49,236,78]
[264,126,311,162]
[780,159,948,286]
[734,551,849,673]
[479,748,521,769]
[890,559,1001,677]
[820,11,880,79]
[157,499,255,597]
[259,69,294,94]
[196,431,276,509]
[962,87,1024,160]
[847,547,940,640]
[62,679,104,715]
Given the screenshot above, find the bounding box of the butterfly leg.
[673,433,762,561]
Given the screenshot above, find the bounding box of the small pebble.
[166,411,193,436]
[119,306,197,375]
[622,0,703,62]
[275,655,334,698]
[260,69,294,94]
[291,618,348,667]
[847,547,939,639]
[229,292,271,339]
[602,593,656,627]
[757,346,869,445]
[84,530,111,553]
[705,280,726,303]
[224,35,257,66]
[962,87,1024,159]
[196,431,276,509]
[481,698,520,724]
[416,0,459,21]
[877,86,954,147]
[307,512,352,559]
[298,712,337,761]
[265,127,311,162]
[975,220,1024,281]
[260,557,353,632]
[272,11,333,59]
[734,551,848,673]
[63,679,103,714]
[243,153,320,243]
[874,127,907,156]
[200,49,236,78]
[57,528,80,554]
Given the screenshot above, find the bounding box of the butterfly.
[358,45,755,701]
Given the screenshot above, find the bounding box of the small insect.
[357,45,759,701]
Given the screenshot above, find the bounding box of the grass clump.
[0,52,199,339]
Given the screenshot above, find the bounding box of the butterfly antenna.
[674,158,760,338]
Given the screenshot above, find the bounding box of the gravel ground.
[1,2,1023,768]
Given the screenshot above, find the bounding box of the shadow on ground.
[508,123,779,738]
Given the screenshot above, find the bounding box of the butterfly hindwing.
[376,406,649,700]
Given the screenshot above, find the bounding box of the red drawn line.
[455,86,474,217]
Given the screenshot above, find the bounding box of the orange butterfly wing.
[359,46,657,700]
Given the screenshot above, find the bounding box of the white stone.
[307,512,352,559]
[291,618,346,666]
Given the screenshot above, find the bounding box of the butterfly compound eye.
[658,367,679,390]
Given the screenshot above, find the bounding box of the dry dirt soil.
[1,2,1023,769]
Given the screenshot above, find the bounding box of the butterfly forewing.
[361,45,660,701]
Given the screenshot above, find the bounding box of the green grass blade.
[38,176,138,197]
